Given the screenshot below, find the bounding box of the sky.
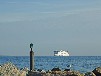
[0,0,101,56]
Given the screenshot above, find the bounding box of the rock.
[27,71,43,76]
[92,67,101,76]
[0,62,27,76]
[19,71,26,76]
[84,72,96,76]
[0,65,1,68]
[64,69,70,71]
[46,70,51,73]
[41,70,46,73]
[21,67,29,74]
[69,70,84,76]
[51,67,62,75]
[51,67,61,71]
[37,69,42,72]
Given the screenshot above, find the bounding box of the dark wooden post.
[30,43,34,71]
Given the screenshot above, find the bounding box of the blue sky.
[0,0,101,56]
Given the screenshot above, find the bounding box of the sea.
[0,56,101,73]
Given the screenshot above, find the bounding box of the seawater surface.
[0,56,101,73]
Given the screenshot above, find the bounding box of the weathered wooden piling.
[30,43,34,71]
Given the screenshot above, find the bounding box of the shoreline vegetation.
[0,62,101,76]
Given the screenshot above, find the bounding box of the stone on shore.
[84,72,96,76]
[0,62,28,76]
[92,67,101,76]
[68,70,84,76]
[51,67,61,71]
[50,67,84,76]
[1,62,101,76]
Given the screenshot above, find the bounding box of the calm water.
[0,56,101,73]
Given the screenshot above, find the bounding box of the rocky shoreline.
[0,62,28,76]
[0,62,101,76]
